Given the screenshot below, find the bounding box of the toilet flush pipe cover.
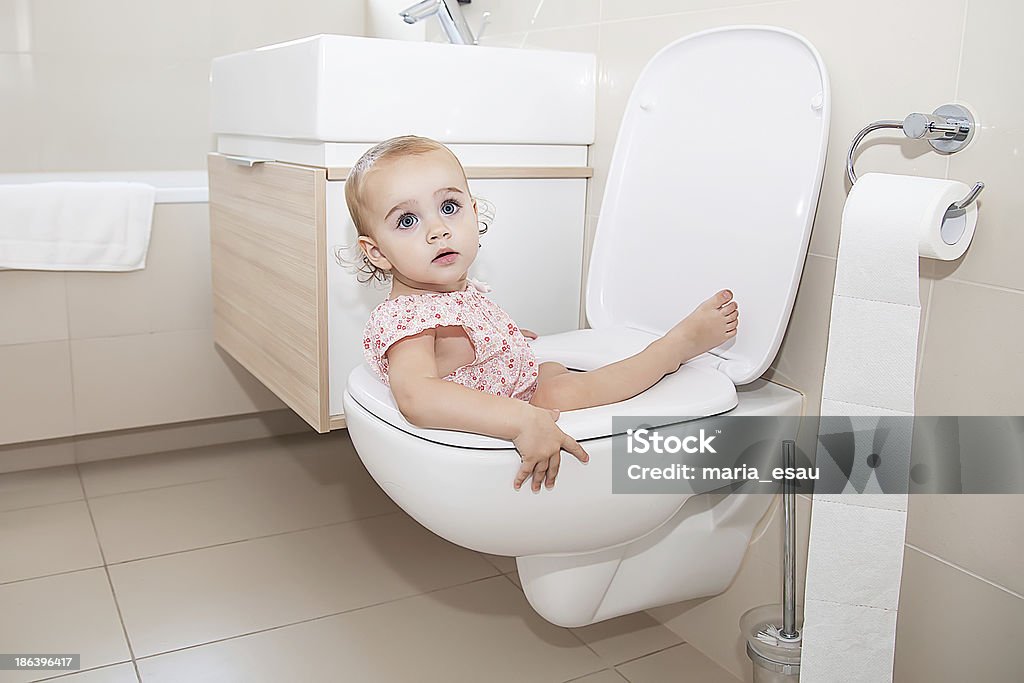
[586,26,830,385]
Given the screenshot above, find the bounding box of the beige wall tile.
[74,408,310,464]
[894,547,1024,681]
[939,127,1024,291]
[462,0,600,36]
[29,0,211,57]
[0,437,76,474]
[906,494,1024,596]
[66,204,213,339]
[138,576,602,682]
[522,23,600,53]
[110,513,497,657]
[0,500,103,583]
[0,0,26,52]
[0,569,131,675]
[0,53,43,172]
[70,329,284,435]
[917,279,1024,414]
[209,0,365,57]
[0,341,75,445]
[0,270,68,345]
[601,0,780,22]
[0,463,81,512]
[31,54,214,171]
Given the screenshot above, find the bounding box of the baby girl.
[348,136,738,492]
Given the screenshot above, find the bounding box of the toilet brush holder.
[743,440,803,682]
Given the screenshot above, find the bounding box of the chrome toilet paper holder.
[846,103,985,210]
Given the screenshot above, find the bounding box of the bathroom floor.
[0,432,742,683]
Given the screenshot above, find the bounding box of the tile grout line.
[98,508,404,567]
[130,573,509,663]
[74,462,144,683]
[30,660,135,683]
[596,0,799,27]
[612,641,690,669]
[904,543,1024,600]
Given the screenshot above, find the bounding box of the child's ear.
[357,235,392,272]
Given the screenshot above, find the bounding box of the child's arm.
[386,328,588,489]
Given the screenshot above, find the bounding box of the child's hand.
[512,406,589,491]
[521,328,538,340]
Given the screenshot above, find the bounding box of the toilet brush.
[756,439,802,644]
[742,440,803,680]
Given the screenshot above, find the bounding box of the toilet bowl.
[343,25,829,627]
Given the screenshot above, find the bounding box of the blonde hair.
[342,135,491,284]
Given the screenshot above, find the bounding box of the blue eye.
[397,213,417,229]
[440,199,461,216]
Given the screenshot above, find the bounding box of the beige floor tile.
[617,644,740,683]
[110,512,498,657]
[481,552,517,574]
[137,576,604,683]
[568,670,628,683]
[86,439,397,563]
[0,569,130,683]
[571,612,682,667]
[0,465,82,512]
[37,663,139,683]
[0,501,102,583]
[647,554,781,681]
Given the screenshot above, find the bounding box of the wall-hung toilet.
[343,26,830,627]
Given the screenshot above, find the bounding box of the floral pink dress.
[363,280,539,402]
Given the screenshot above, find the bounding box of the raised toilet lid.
[586,25,830,385]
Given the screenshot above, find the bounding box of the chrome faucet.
[400,0,478,45]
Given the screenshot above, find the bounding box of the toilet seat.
[345,326,738,448]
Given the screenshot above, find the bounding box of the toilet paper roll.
[802,172,980,683]
[833,173,978,307]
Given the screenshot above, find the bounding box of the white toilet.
[343,25,829,627]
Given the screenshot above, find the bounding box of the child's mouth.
[432,250,458,265]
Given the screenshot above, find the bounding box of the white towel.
[0,181,156,271]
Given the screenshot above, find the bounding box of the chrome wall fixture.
[846,103,984,210]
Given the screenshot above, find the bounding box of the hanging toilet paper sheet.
[801,173,978,682]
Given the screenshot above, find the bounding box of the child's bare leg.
[531,289,738,412]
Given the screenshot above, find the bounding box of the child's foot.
[664,289,739,366]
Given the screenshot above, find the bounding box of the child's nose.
[427,220,452,241]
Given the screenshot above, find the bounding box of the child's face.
[358,148,479,291]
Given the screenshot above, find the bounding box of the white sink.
[210,34,596,144]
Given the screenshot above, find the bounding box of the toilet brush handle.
[781,440,799,639]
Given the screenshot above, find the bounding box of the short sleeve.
[362,294,470,385]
